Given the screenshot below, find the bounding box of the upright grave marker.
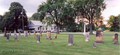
[95,28,104,43]
[39,26,42,36]
[33,31,36,38]
[85,33,89,42]
[7,34,9,41]
[113,33,119,44]
[4,27,7,37]
[29,31,31,35]
[68,34,73,46]
[46,31,51,40]
[14,30,17,42]
[93,42,97,48]
[24,31,28,38]
[19,32,21,37]
[37,35,40,43]
[54,34,57,39]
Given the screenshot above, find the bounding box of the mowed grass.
[0,32,120,55]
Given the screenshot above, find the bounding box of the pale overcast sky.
[0,0,120,22]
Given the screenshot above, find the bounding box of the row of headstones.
[34,31,57,43]
[68,29,119,47]
[6,30,29,42]
[6,30,57,43]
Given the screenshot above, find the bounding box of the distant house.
[28,20,57,32]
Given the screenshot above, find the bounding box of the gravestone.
[4,27,6,37]
[113,33,119,44]
[45,31,51,40]
[24,31,28,38]
[85,33,89,42]
[68,34,73,46]
[29,31,31,35]
[14,30,17,42]
[33,31,36,38]
[9,32,11,36]
[54,34,57,39]
[95,28,104,43]
[40,32,42,37]
[37,35,40,43]
[7,34,9,41]
[93,42,97,48]
[19,32,21,37]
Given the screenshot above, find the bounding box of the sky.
[0,0,120,24]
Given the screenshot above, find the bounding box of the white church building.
[28,20,57,32]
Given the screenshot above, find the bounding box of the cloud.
[0,0,46,17]
[102,0,120,20]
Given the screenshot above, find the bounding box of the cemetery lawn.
[0,32,119,55]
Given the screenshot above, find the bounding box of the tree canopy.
[72,0,106,34]
[1,2,28,31]
[37,0,76,34]
[107,15,119,31]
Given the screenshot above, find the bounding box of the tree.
[7,2,28,31]
[31,13,40,20]
[107,15,119,31]
[0,15,3,30]
[1,12,14,31]
[73,0,106,34]
[0,2,28,33]
[38,0,76,34]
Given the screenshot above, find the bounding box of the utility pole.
[22,8,24,31]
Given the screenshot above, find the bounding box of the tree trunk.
[56,24,60,34]
[89,18,93,34]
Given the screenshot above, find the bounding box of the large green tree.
[0,15,3,30]
[38,0,76,34]
[107,15,119,31]
[31,13,40,20]
[73,0,106,34]
[1,2,28,32]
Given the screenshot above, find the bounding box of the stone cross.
[68,34,73,46]
[113,33,119,44]
[37,35,40,43]
[85,33,89,42]
[95,28,104,43]
[7,34,9,41]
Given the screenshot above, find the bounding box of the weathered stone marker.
[93,42,97,48]
[37,35,40,43]
[95,28,104,43]
[68,34,73,46]
[46,31,51,40]
[7,34,9,41]
[4,27,7,37]
[24,31,28,38]
[54,34,57,39]
[14,30,17,42]
[113,33,119,44]
[9,32,11,36]
[85,33,89,42]
[29,31,31,35]
[19,32,21,37]
[33,31,36,38]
